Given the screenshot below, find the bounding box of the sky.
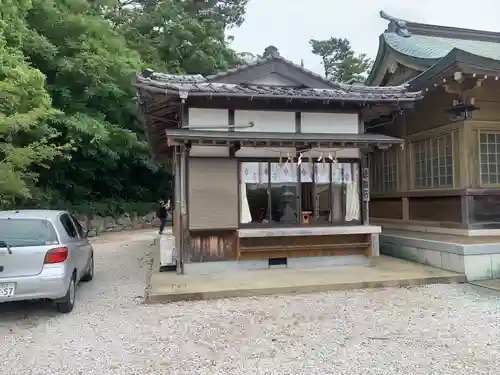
[228,0,500,75]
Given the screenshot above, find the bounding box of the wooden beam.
[229,142,241,157]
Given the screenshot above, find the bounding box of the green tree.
[0,40,63,203]
[18,0,171,206]
[310,37,373,83]
[0,1,67,204]
[0,0,249,211]
[102,0,246,73]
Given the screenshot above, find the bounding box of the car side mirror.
[86,229,97,238]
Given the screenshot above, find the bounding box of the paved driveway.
[1,230,500,375]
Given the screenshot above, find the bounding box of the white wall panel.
[189,146,229,157]
[236,147,296,158]
[235,110,295,133]
[188,108,228,131]
[301,112,358,134]
[301,148,359,159]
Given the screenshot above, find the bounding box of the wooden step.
[238,241,371,259]
[239,242,370,253]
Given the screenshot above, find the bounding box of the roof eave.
[405,21,500,43]
[366,35,389,86]
[387,47,440,69]
[380,10,500,42]
[164,129,404,148]
[183,91,420,103]
[366,34,439,86]
[408,48,500,90]
[136,86,421,103]
[135,75,424,104]
[382,34,443,69]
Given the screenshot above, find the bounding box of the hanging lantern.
[443,99,480,122]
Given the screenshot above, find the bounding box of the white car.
[0,210,94,313]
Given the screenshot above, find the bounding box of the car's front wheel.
[55,275,76,313]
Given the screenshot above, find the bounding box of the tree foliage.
[310,37,373,83]
[100,0,246,74]
[0,0,67,204]
[0,0,248,210]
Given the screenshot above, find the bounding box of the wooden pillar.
[361,153,370,225]
[179,146,189,274]
[174,146,182,274]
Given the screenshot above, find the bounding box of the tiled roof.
[147,73,207,84]
[367,11,500,86]
[206,54,336,87]
[137,73,422,102]
[379,10,500,63]
[384,32,500,62]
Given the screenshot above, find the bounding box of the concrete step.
[146,256,466,304]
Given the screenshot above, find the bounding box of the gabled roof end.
[379,9,500,42]
[380,11,411,38]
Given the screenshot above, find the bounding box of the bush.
[68,201,157,217]
[1,199,157,218]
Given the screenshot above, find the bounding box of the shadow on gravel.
[0,299,59,329]
[0,282,92,327]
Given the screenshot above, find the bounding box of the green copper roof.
[384,32,500,62]
[367,11,500,86]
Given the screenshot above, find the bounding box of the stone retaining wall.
[75,212,172,234]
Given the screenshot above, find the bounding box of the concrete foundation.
[147,228,465,303]
[184,255,371,275]
[380,230,500,281]
[146,256,465,303]
[157,226,382,275]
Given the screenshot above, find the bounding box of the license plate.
[0,283,15,297]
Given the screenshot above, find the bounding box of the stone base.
[380,232,500,281]
[184,255,371,275]
[146,256,465,304]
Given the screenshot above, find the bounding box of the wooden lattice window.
[369,148,398,193]
[383,150,398,190]
[413,133,453,189]
[479,132,500,185]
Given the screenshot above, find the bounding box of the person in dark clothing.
[156,200,168,234]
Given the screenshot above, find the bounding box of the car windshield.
[0,218,59,247]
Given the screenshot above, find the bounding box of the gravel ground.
[1,231,500,375]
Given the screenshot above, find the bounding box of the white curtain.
[345,164,360,222]
[241,162,262,183]
[330,185,342,221]
[240,181,252,223]
[300,163,313,182]
[240,162,263,224]
[270,162,295,183]
[315,163,330,183]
